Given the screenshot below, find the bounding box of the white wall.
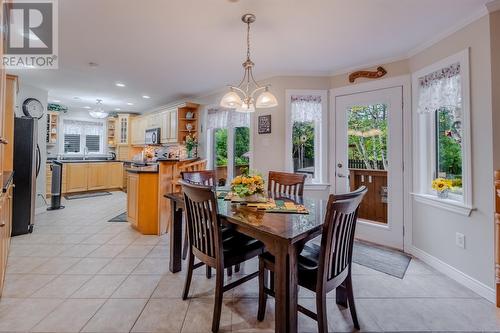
[15,83,49,209]
[408,15,494,291]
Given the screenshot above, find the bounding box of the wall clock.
[22,98,45,119]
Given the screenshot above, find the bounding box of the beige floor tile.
[87,244,128,258]
[152,273,188,299]
[31,257,81,274]
[2,274,56,298]
[0,298,63,332]
[63,258,112,275]
[6,257,50,274]
[117,245,154,258]
[229,298,275,332]
[80,233,117,245]
[59,244,101,258]
[32,274,92,298]
[132,298,189,332]
[131,235,161,246]
[181,298,231,333]
[146,245,169,258]
[131,258,170,275]
[71,275,128,298]
[31,298,105,332]
[81,298,147,333]
[111,274,162,298]
[96,257,143,275]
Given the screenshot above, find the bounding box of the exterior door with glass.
[335,87,404,250]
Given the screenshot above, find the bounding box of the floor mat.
[353,240,411,279]
[64,191,112,200]
[108,212,127,222]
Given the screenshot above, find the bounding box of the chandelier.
[220,14,278,112]
[89,99,108,119]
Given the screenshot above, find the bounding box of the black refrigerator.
[12,117,41,236]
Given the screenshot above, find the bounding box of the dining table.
[164,191,337,333]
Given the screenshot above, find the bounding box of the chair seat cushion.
[223,232,264,267]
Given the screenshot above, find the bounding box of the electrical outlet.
[456,232,465,249]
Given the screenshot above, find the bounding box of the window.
[412,49,471,212]
[286,90,328,184]
[206,109,251,186]
[62,119,105,154]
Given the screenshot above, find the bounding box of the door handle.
[337,173,347,178]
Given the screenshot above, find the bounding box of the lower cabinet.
[0,183,14,297]
[127,173,139,228]
[126,171,159,235]
[64,162,124,194]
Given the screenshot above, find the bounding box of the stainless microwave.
[145,128,161,145]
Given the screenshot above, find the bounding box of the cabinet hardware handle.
[0,138,8,144]
[0,223,5,227]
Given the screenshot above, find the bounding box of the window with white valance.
[412,49,472,214]
[62,119,105,154]
[286,90,328,184]
[206,108,252,185]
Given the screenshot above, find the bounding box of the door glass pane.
[435,107,463,195]
[347,104,388,224]
[233,127,250,177]
[214,128,228,186]
[292,121,315,179]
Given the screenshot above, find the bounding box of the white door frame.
[329,75,412,253]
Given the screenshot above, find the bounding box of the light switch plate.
[456,232,465,249]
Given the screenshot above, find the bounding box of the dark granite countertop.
[46,159,125,164]
[126,165,159,174]
[2,171,14,193]
[156,157,199,162]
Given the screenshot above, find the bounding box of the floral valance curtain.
[63,119,103,135]
[206,109,250,129]
[291,95,322,123]
[417,63,462,118]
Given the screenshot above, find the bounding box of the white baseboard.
[410,246,495,303]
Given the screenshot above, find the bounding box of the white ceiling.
[11,0,491,113]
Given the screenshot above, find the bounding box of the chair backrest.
[180,180,222,266]
[181,170,216,187]
[317,186,367,287]
[268,171,307,196]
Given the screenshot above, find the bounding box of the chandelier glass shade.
[89,99,108,119]
[220,14,278,112]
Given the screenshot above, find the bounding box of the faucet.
[83,147,88,160]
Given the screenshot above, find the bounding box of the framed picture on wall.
[258,115,271,134]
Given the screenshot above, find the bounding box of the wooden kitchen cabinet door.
[87,163,108,190]
[127,173,139,227]
[65,163,89,193]
[107,162,124,189]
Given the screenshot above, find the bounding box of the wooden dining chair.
[180,180,265,333]
[257,186,368,332]
[268,171,307,196]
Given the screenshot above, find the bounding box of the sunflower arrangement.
[432,178,453,193]
[231,172,265,198]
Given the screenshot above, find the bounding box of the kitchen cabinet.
[160,109,178,144]
[107,162,124,189]
[117,114,131,145]
[87,163,108,190]
[131,117,146,145]
[65,163,89,193]
[0,183,14,297]
[3,75,17,172]
[126,170,159,235]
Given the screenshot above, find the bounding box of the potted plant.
[185,134,197,158]
[432,178,453,199]
[231,171,265,202]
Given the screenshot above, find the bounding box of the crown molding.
[487,0,500,13]
[407,5,489,57]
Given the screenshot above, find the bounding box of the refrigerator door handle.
[36,144,41,177]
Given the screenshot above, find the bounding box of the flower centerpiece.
[231,171,265,202]
[432,178,453,199]
[185,134,197,158]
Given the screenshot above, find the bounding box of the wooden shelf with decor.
[177,103,199,144]
[46,111,58,146]
[107,117,117,147]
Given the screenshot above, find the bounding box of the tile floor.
[1,191,500,332]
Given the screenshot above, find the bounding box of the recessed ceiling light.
[52,99,61,103]
[115,108,121,111]
[142,95,150,99]
[115,82,126,87]
[83,106,91,109]
[73,97,80,100]
[88,62,99,68]
[127,102,134,106]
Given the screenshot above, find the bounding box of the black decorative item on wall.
[258,115,271,134]
[22,98,45,119]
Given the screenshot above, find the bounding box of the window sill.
[411,193,473,217]
[304,183,330,191]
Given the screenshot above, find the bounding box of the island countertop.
[126,165,159,174]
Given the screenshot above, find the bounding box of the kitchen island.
[125,158,203,235]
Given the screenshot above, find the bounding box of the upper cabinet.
[129,102,198,146]
[117,114,132,145]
